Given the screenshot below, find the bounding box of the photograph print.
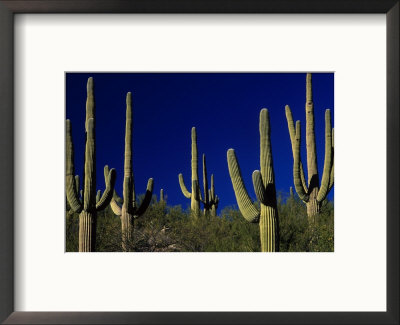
[65,72,334,253]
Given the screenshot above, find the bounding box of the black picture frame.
[0,1,398,324]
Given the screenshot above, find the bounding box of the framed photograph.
[0,1,398,324]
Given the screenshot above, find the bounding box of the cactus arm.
[74,175,80,195]
[317,110,333,202]
[252,170,266,205]
[96,165,117,211]
[83,118,96,211]
[160,188,164,202]
[328,128,334,191]
[294,121,309,202]
[210,174,215,199]
[96,190,101,204]
[178,173,192,198]
[285,105,308,193]
[65,119,82,213]
[227,149,260,223]
[110,189,122,216]
[135,178,154,217]
[110,200,122,216]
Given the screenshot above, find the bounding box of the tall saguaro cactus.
[178,127,201,217]
[227,109,279,252]
[110,92,154,251]
[285,73,334,222]
[66,77,116,252]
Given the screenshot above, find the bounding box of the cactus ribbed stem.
[259,205,277,252]
[79,211,94,252]
[121,210,134,251]
[307,198,319,223]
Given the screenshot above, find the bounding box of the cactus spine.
[66,77,116,252]
[178,127,201,217]
[285,73,334,222]
[227,109,278,252]
[110,92,154,251]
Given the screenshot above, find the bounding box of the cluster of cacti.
[285,73,334,223]
[178,127,219,217]
[227,109,279,252]
[66,73,333,253]
[109,92,154,251]
[66,77,116,252]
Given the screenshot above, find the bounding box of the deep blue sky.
[66,73,334,212]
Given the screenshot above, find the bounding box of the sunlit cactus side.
[66,77,116,252]
[178,127,201,217]
[227,109,279,252]
[285,73,334,223]
[110,92,154,251]
[160,189,165,202]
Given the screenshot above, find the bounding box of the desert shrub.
[65,192,334,252]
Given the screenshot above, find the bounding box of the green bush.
[66,192,334,252]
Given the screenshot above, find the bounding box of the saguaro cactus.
[178,127,201,217]
[110,92,154,251]
[285,73,334,222]
[178,129,218,217]
[201,155,219,216]
[66,77,116,252]
[160,189,165,203]
[209,174,219,217]
[227,109,279,252]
